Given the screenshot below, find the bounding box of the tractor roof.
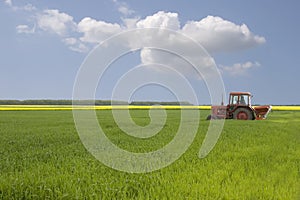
[229,92,251,96]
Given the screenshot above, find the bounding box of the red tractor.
[207,92,272,120]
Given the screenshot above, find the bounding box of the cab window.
[231,95,238,104]
[240,95,249,105]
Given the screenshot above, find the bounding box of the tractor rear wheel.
[233,108,253,120]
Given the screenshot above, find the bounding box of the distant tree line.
[0,100,193,106]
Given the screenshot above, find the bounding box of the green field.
[0,110,299,199]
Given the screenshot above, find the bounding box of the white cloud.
[182,16,266,53]
[4,0,36,12]
[77,17,122,43]
[139,48,207,80]
[122,17,139,29]
[71,11,265,78]
[220,61,261,76]
[63,37,77,45]
[62,37,89,53]
[16,24,35,34]
[136,11,180,30]
[37,9,76,36]
[12,6,266,76]
[132,13,266,77]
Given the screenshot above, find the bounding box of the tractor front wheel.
[206,115,212,120]
[233,108,253,120]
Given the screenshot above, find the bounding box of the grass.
[0,109,299,199]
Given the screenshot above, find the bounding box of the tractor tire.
[206,115,212,120]
[233,108,254,120]
[206,115,217,120]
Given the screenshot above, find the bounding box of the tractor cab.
[229,92,251,106]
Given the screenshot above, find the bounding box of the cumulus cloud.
[41,11,265,76]
[77,17,122,43]
[140,47,209,80]
[14,7,266,55]
[37,9,76,36]
[182,16,266,53]
[122,17,140,29]
[12,6,265,77]
[220,61,261,76]
[34,9,90,52]
[123,12,264,78]
[136,11,180,30]
[128,13,265,78]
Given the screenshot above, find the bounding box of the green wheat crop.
[0,110,299,199]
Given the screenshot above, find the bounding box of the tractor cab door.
[229,94,250,106]
[228,95,238,113]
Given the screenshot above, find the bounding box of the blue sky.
[1,0,299,105]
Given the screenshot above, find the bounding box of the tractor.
[207,92,272,120]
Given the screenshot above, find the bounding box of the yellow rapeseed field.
[0,105,210,111]
[270,106,300,111]
[0,105,299,111]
